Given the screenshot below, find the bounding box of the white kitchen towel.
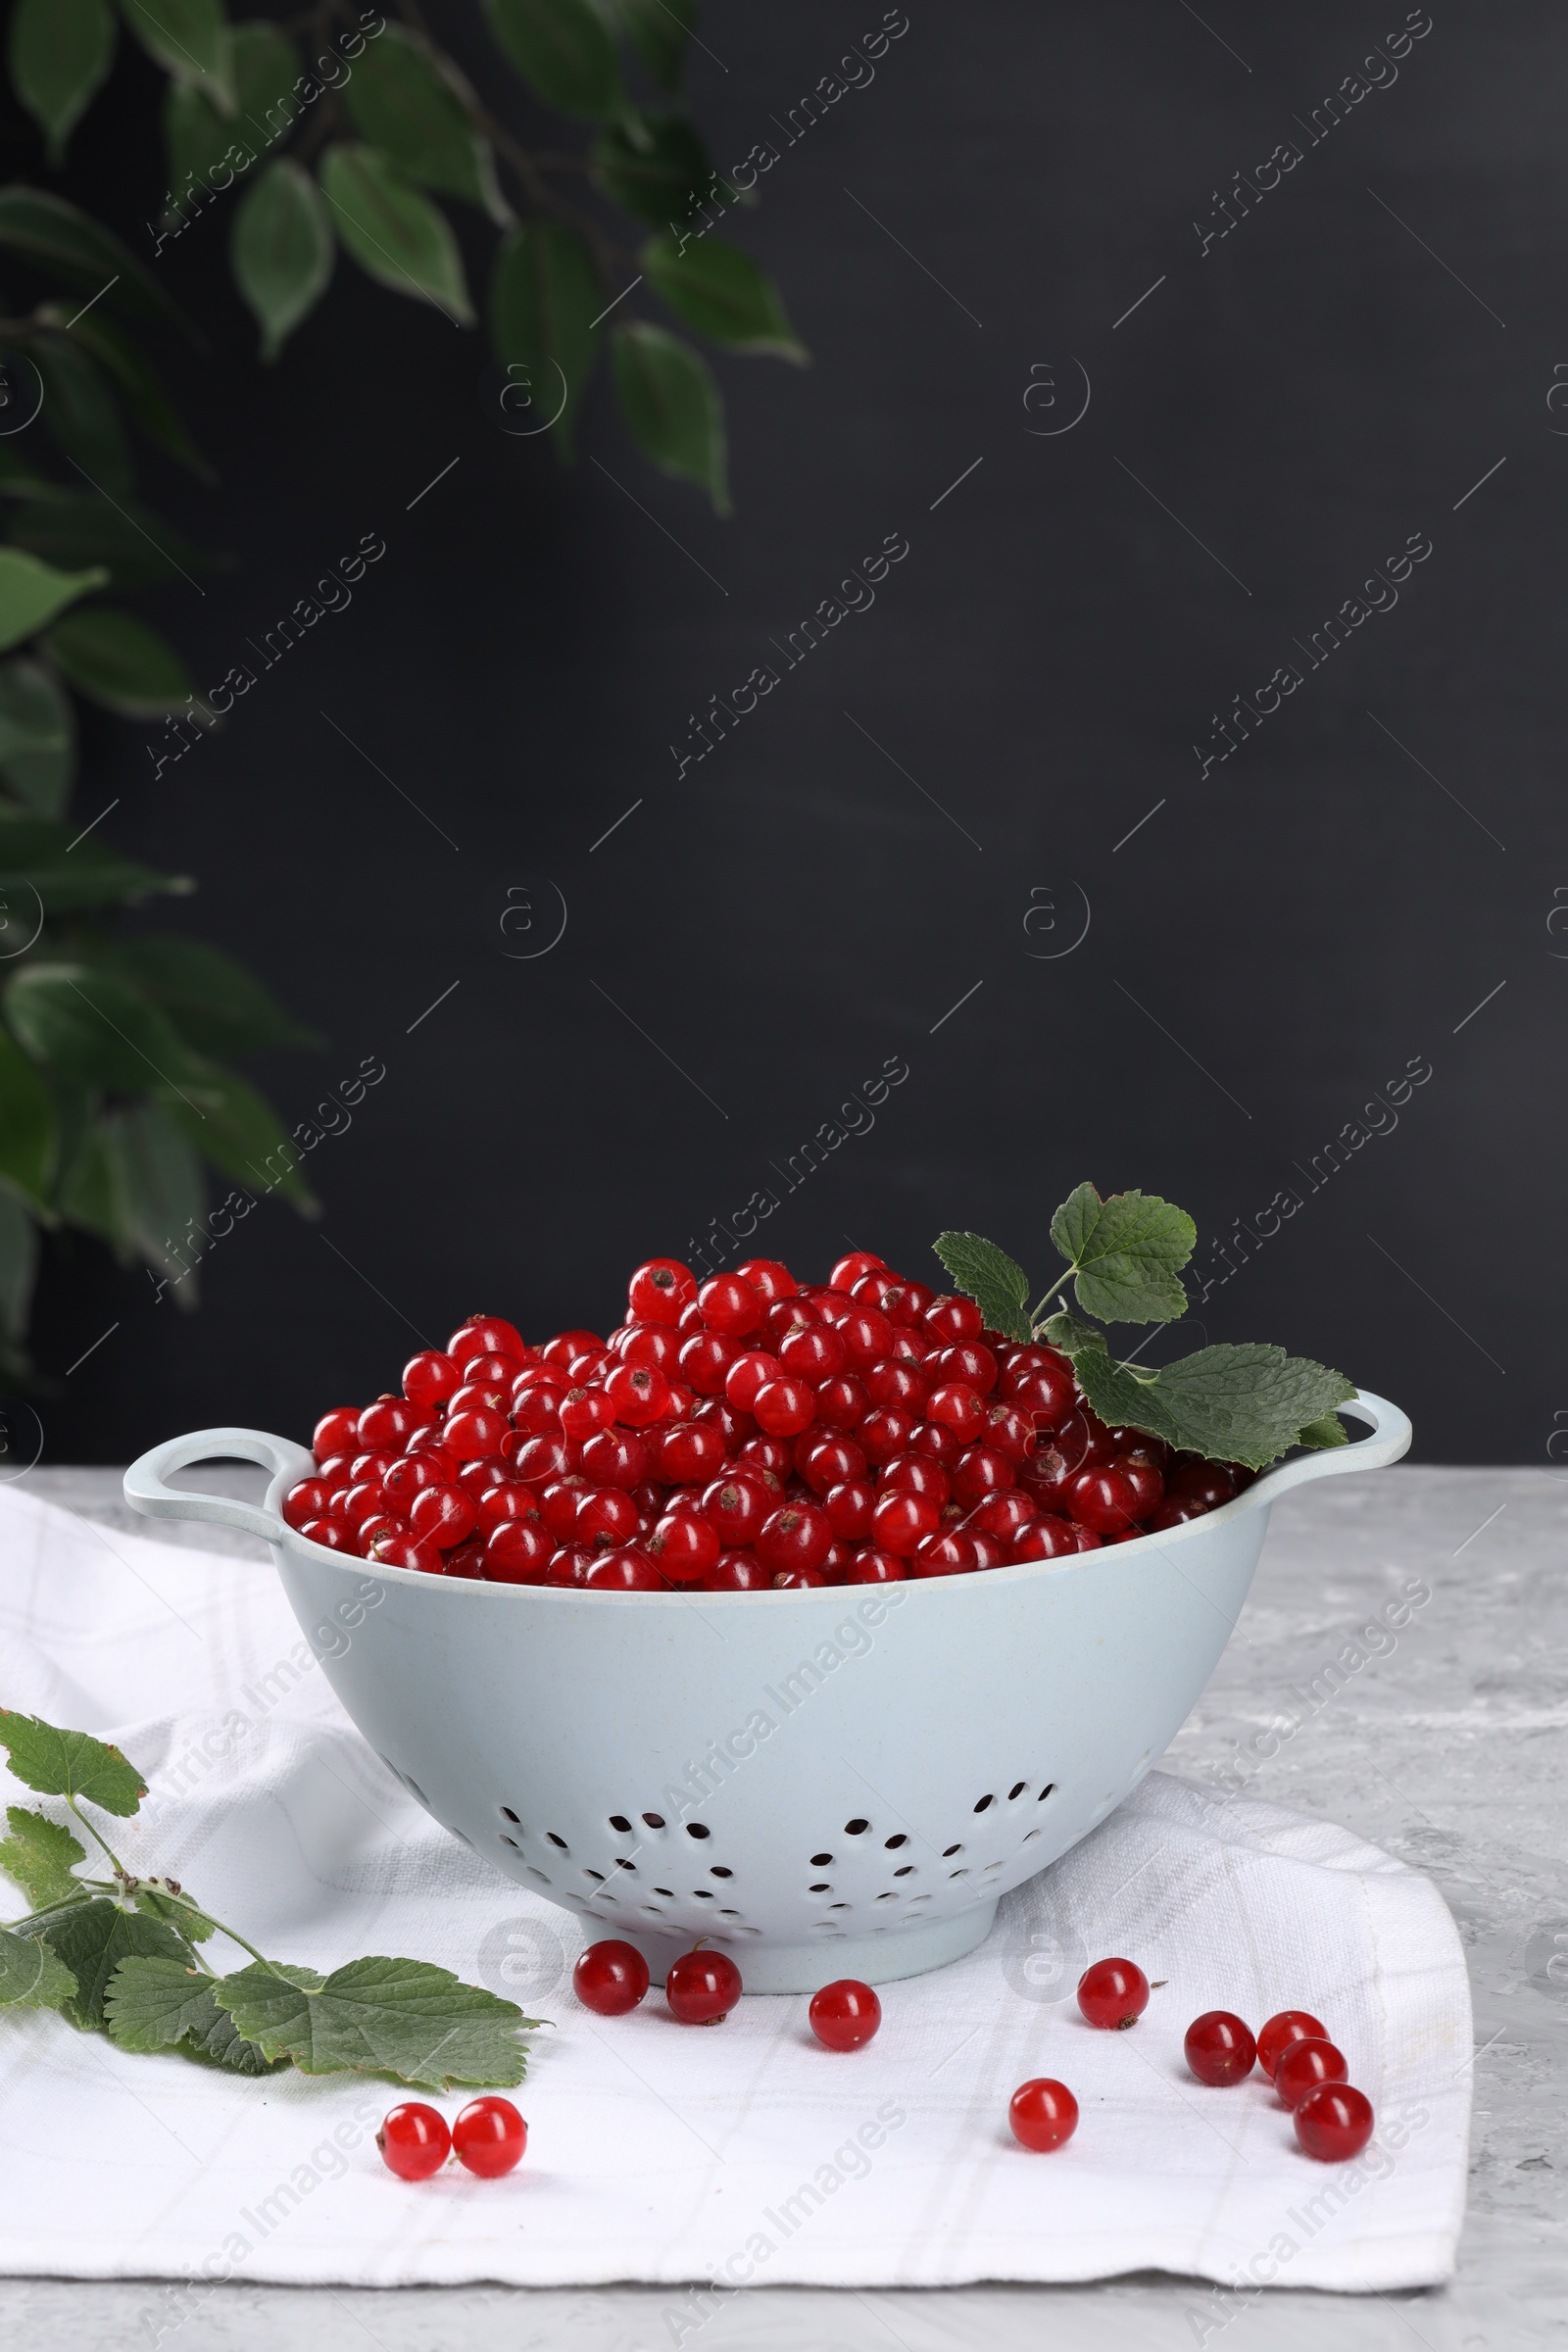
[0,1481,1471,2298]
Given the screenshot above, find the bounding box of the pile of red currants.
[284,1250,1256,1591]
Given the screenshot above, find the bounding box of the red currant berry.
[1185,2011,1257,2085]
[910,1419,962,1467]
[450,1314,529,1366]
[559,1386,614,1442]
[823,1479,876,1540]
[368,1533,444,1575]
[924,1382,985,1443]
[923,1294,983,1344]
[573,1938,651,2015]
[580,1428,649,1491]
[484,1519,553,1582]
[697,1274,762,1337]
[870,1488,942,1556]
[1008,2078,1079,2152]
[443,1407,511,1462]
[454,1455,509,1500]
[452,2095,526,2178]
[846,1545,906,1582]
[778,1324,845,1382]
[510,1434,573,1489]
[1064,1466,1141,1535]
[628,1257,698,1326]
[444,1538,487,1579]
[358,1396,432,1451]
[972,1491,1038,1542]
[313,1407,362,1462]
[691,1396,752,1447]
[862,1359,929,1414]
[734,1257,797,1305]
[1256,2010,1328,2080]
[927,1342,998,1396]
[376,2101,450,2180]
[813,1374,871,1430]
[808,1978,881,2050]
[756,1502,832,1574]
[752,1376,816,1437]
[1294,2083,1374,2162]
[1168,1461,1236,1510]
[797,1433,868,1494]
[1077,1957,1150,2030]
[617,1322,682,1374]
[1143,1499,1209,1532]
[678,1331,739,1396]
[724,1349,781,1413]
[1116,1456,1165,1517]
[879,1453,951,1503]
[666,1946,742,2024]
[1010,1516,1077,1561]
[539,1328,603,1371]
[982,1402,1037,1464]
[953,1445,1015,1504]
[301,1518,353,1552]
[828,1250,886,1293]
[705,1550,773,1590]
[1002,1361,1077,1427]
[858,1406,918,1465]
[475,1480,534,1534]
[838,1307,895,1369]
[577,1487,641,1547]
[402,1351,463,1410]
[282,1477,333,1532]
[737,1435,793,1480]
[606,1362,670,1427]
[656,1422,727,1484]
[700,1471,771,1546]
[582,1546,664,1592]
[646,1514,719,1583]
[912,1531,981,1576]
[1274,2037,1348,2109]
[772,1566,825,1588]
[410,1484,477,1549]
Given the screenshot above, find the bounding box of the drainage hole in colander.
[405,1777,427,1805]
[500,1835,518,1850]
[829,1902,850,1910]
[874,1891,897,1902]
[844,1818,870,1836]
[1038,1784,1056,1801]
[528,1868,550,1885]
[653,1885,674,1896]
[718,1908,741,1918]
[642,1812,665,1829]
[546,1832,568,1850]
[583,1868,605,1882]
[613,1858,636,1873]
[1023,1828,1041,1841]
[974,1793,994,1813]
[894,1865,914,1877]
[1008,1782,1027,1801]
[710,1865,733,1878]
[949,1867,968,1879]
[809,1882,831,1893]
[609,1814,633,1833]
[500,1805,520,1824]
[686,1822,711,1840]
[810,1852,833,1866]
[692,1889,713,1900]
[943,1843,962,1857]
[884,1834,907,1849]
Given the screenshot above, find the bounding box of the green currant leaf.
[342,25,507,220]
[0,1922,76,2012]
[217,1955,541,2089]
[1049,1182,1195,1325]
[106,1953,283,2072]
[1298,1412,1350,1450]
[931,1231,1032,1344]
[0,1710,148,1815]
[28,1897,191,2029]
[1047,1319,1358,1472]
[612,320,728,513]
[0,1805,86,1909]
[230,159,335,364]
[132,1878,217,1942]
[318,145,474,325]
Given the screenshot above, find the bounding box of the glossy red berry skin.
[1256,2010,1329,2079]
[282,1477,333,1531]
[1274,2037,1348,2109]
[808,1978,881,2049]
[1010,1516,1077,1561]
[628,1257,697,1326]
[577,1487,641,1547]
[858,1406,919,1465]
[368,1533,443,1575]
[972,1491,1039,1543]
[357,1396,430,1451]
[450,1314,529,1365]
[1008,2078,1079,2151]
[1064,1466,1141,1535]
[927,1341,998,1396]
[779,1324,845,1382]
[756,1503,832,1574]
[814,1374,871,1430]
[301,1518,353,1551]
[580,1428,648,1491]
[1077,1957,1151,2030]
[798,1434,868,1495]
[402,1350,463,1410]
[925,1382,985,1442]
[753,1376,816,1437]
[452,2095,526,2178]
[484,1519,553,1582]
[862,1358,929,1414]
[678,1330,739,1396]
[443,1407,511,1462]
[879,1453,951,1503]
[870,1488,942,1556]
[1169,1462,1237,1511]
[772,1566,826,1589]
[829,1250,886,1292]
[645,1513,719,1583]
[823,1479,876,1540]
[573,1936,652,2015]
[377,2101,451,2179]
[846,1545,906,1582]
[705,1550,774,1590]
[410,1484,477,1549]
[700,1471,770,1546]
[582,1546,665,1592]
[666,1946,742,2023]
[1185,2011,1257,2085]
[913,1531,981,1576]
[313,1407,363,1462]
[1295,2082,1374,2161]
[1003,1361,1077,1428]
[698,1274,762,1337]
[923,1293,984,1345]
[655,1422,727,1485]
[606,1361,670,1427]
[953,1445,1015,1504]
[734,1256,797,1305]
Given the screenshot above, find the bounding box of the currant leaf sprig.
[935,1182,1355,1472]
[0,1710,543,2088]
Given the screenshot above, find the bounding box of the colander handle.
[1250,1388,1412,1501]
[122,1427,315,1545]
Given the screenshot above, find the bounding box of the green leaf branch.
[935,1181,1356,1471]
[0,1709,542,2088]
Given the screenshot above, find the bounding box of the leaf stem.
[150,1885,275,1971]
[1027,1270,1073,1330]
[66,1796,124,1877]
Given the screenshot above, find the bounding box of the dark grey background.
[23,1,1557,1463]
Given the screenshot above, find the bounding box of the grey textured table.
[3,1465,1563,2349]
